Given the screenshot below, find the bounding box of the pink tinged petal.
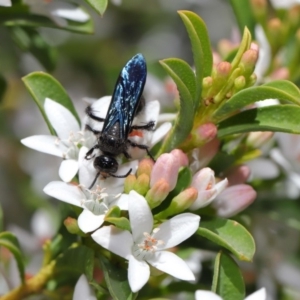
[226,165,251,186]
[150,122,172,147]
[59,159,78,182]
[128,191,153,241]
[213,184,257,218]
[128,255,150,292]
[170,149,188,167]
[78,210,105,233]
[0,0,11,6]
[147,251,195,281]
[150,153,180,191]
[73,274,97,300]
[21,135,65,157]
[44,98,80,139]
[91,226,133,259]
[153,213,200,249]
[245,288,266,300]
[196,123,218,143]
[50,2,89,22]
[43,181,83,207]
[195,290,223,300]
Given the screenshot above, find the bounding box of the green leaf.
[10,26,57,71]
[212,251,245,300]
[213,80,300,121]
[2,10,93,34]
[54,245,94,281]
[217,105,300,138]
[229,0,255,36]
[0,75,7,103]
[0,231,25,283]
[178,10,212,95]
[158,58,196,153]
[22,72,80,135]
[197,217,255,261]
[230,27,251,71]
[85,0,108,15]
[99,256,136,300]
[0,204,3,232]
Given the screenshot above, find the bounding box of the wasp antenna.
[89,172,100,189]
[110,168,133,178]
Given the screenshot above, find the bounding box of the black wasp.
[85,53,155,189]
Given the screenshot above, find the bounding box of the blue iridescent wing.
[102,53,147,139]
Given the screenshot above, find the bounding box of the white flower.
[43,157,137,233]
[73,275,96,300]
[195,287,266,300]
[91,191,200,292]
[23,0,89,27]
[190,168,228,210]
[0,0,11,7]
[21,98,93,182]
[270,0,300,9]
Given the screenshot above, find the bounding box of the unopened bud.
[226,165,251,185]
[156,187,198,219]
[137,158,154,177]
[246,131,274,148]
[250,0,267,22]
[234,75,246,92]
[239,49,259,77]
[218,39,237,58]
[194,123,218,144]
[171,149,189,167]
[270,67,289,80]
[246,73,257,87]
[213,184,257,217]
[134,173,150,196]
[212,62,232,88]
[288,6,300,29]
[267,18,285,46]
[124,174,137,194]
[64,217,83,235]
[146,178,170,208]
[202,76,213,98]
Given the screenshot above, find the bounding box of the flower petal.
[150,122,172,147]
[195,290,222,300]
[44,98,80,139]
[21,135,65,157]
[91,226,133,259]
[73,274,97,300]
[51,3,89,22]
[129,191,153,242]
[0,0,11,6]
[153,213,200,249]
[147,251,195,281]
[113,194,129,210]
[59,159,78,182]
[78,210,105,233]
[245,288,266,300]
[43,181,83,207]
[128,255,150,292]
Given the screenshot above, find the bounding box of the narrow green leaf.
[0,232,25,283]
[10,26,57,71]
[212,251,245,300]
[54,245,94,281]
[230,27,251,71]
[213,80,300,121]
[218,105,300,137]
[85,0,108,15]
[2,10,94,34]
[178,10,212,82]
[197,217,255,261]
[99,256,135,300]
[229,0,255,36]
[0,204,3,232]
[158,58,196,153]
[0,75,7,103]
[22,72,80,135]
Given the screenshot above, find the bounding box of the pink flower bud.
[246,131,274,148]
[195,123,218,144]
[137,158,154,177]
[150,153,181,191]
[226,165,251,185]
[190,167,228,210]
[146,178,170,208]
[64,217,81,235]
[240,49,259,75]
[270,67,289,80]
[170,149,189,167]
[213,184,257,217]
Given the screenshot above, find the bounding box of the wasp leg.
[127,139,155,162]
[85,124,101,135]
[85,144,100,160]
[86,105,106,122]
[89,172,100,189]
[130,120,155,131]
